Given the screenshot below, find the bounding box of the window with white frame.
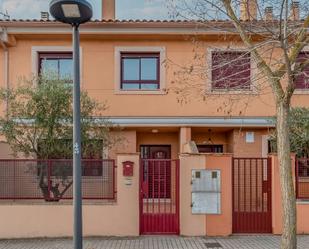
[38,52,73,84]
[115,47,166,93]
[121,52,160,90]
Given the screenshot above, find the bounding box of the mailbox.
[191,169,221,214]
[123,161,134,176]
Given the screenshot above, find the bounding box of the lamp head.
[49,0,93,25]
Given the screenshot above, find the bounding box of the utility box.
[191,169,221,214]
[122,161,134,177]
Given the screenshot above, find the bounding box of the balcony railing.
[0,159,116,201]
[296,158,309,199]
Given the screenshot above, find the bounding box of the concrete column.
[179,127,192,153]
[179,154,206,236]
[114,153,140,234]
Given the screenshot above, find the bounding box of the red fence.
[296,158,309,199]
[140,159,180,235]
[0,159,116,201]
[232,158,272,233]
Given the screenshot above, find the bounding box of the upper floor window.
[295,52,309,90]
[211,51,251,90]
[39,52,73,83]
[121,52,160,90]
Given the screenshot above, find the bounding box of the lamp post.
[49,1,92,249]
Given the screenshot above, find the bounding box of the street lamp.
[49,1,92,249]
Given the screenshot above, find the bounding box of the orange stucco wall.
[108,130,137,158]
[192,132,228,152]
[230,129,270,157]
[205,155,233,236]
[1,35,308,119]
[0,154,140,238]
[137,132,179,159]
[179,154,233,236]
[271,155,309,235]
[192,128,271,156]
[179,154,206,236]
[1,152,309,238]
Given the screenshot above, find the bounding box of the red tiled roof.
[0,19,229,23]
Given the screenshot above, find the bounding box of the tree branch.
[221,0,284,100]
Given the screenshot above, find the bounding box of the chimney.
[240,0,257,21]
[264,7,273,21]
[290,1,300,21]
[102,0,115,20]
[41,11,49,21]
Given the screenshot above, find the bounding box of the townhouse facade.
[0,0,309,238]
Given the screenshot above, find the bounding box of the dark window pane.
[123,58,139,80]
[295,52,309,89]
[197,145,223,153]
[212,52,251,90]
[140,83,159,90]
[122,83,140,90]
[141,58,157,80]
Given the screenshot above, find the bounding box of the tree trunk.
[276,101,297,249]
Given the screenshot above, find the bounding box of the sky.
[0,0,169,20]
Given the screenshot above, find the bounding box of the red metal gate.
[140,159,179,234]
[232,158,272,233]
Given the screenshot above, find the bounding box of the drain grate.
[204,242,222,248]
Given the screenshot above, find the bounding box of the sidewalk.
[1,235,309,249]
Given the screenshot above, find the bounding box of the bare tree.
[167,0,309,248]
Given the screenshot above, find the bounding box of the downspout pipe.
[0,28,9,115]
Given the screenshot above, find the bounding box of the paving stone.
[0,235,309,249]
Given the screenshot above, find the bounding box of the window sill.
[294,89,309,95]
[114,89,167,95]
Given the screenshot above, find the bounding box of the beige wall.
[0,154,140,238]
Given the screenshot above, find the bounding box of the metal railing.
[296,158,309,199]
[0,159,116,201]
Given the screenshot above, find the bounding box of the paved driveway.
[1,235,309,249]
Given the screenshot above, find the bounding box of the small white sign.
[124,178,132,186]
[246,132,255,143]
